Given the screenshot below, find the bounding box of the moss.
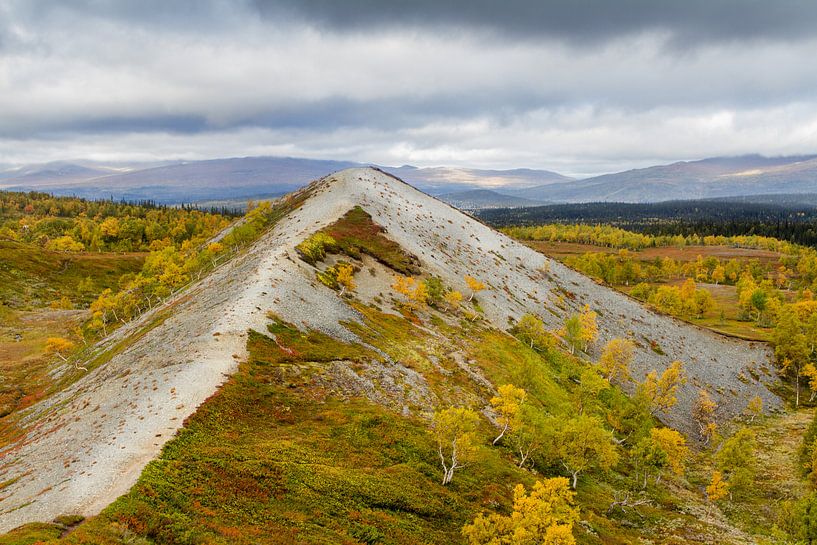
[251,314,374,365]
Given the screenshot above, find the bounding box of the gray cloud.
[2,0,817,175]
[252,0,817,45]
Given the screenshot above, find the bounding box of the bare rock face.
[0,167,778,532]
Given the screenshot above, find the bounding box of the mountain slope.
[0,167,779,535]
[517,154,817,202]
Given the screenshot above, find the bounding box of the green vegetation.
[0,291,737,544]
[300,206,419,274]
[7,313,538,545]
[1,292,808,544]
[6,210,817,544]
[0,240,145,309]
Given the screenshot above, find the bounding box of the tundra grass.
[0,240,145,309]
[0,303,781,545]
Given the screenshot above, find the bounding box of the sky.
[3,1,817,177]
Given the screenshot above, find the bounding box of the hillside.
[0,168,782,542]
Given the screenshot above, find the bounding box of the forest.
[0,191,239,253]
[478,198,817,246]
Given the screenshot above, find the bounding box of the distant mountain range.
[3,153,817,206]
[0,158,358,203]
[0,157,570,204]
[508,154,817,203]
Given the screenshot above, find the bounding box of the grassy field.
[0,240,145,309]
[0,241,147,448]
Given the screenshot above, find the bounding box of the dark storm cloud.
[252,0,817,45]
[13,1,817,45]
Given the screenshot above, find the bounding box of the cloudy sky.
[3,1,817,176]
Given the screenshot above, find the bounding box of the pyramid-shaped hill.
[0,167,779,538]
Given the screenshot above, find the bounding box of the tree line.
[0,190,238,252]
[480,200,817,246]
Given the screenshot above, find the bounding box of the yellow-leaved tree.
[745,396,763,423]
[650,427,688,477]
[45,337,74,361]
[434,407,480,485]
[711,265,726,285]
[561,314,583,355]
[706,471,729,513]
[464,275,486,302]
[773,310,809,406]
[634,426,689,489]
[638,361,685,415]
[204,241,224,268]
[692,390,718,445]
[46,337,86,371]
[462,477,579,545]
[512,314,556,352]
[802,362,817,403]
[490,384,526,445]
[392,275,428,309]
[444,290,463,311]
[578,305,598,352]
[335,263,356,295]
[598,338,635,383]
